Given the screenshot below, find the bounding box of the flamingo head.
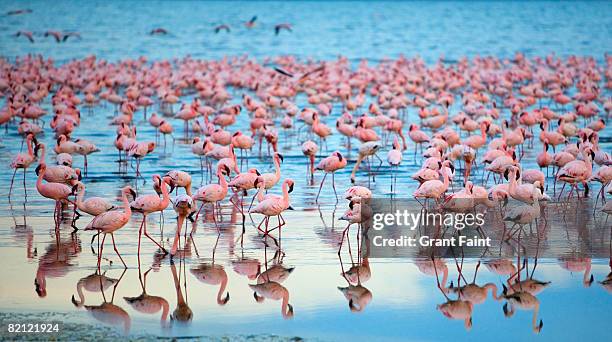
[286,179,295,193]
[122,186,137,200]
[35,163,46,176]
[253,176,264,189]
[334,151,343,162]
[34,277,46,297]
[275,153,284,164]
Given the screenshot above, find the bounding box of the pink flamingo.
[249,179,294,243]
[387,137,403,193]
[9,133,37,199]
[413,160,452,206]
[130,175,170,256]
[84,186,135,269]
[170,194,195,256]
[301,140,318,183]
[315,151,347,202]
[193,164,231,230]
[556,146,594,199]
[35,163,78,226]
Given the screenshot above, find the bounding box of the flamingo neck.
[27,138,34,157]
[442,167,449,190]
[76,187,85,207]
[122,191,131,217]
[532,302,540,331]
[282,182,290,205]
[217,170,227,189]
[36,167,45,191]
[75,281,85,307]
[281,291,290,318]
[583,261,592,283]
[159,184,170,209]
[484,283,500,300]
[216,275,228,305]
[39,145,46,163]
[160,299,170,322]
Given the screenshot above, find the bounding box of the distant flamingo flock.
[2,52,612,271]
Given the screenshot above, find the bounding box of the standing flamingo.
[130,175,170,256]
[193,165,231,230]
[315,151,347,202]
[35,163,78,227]
[301,140,318,183]
[84,186,136,269]
[9,133,37,199]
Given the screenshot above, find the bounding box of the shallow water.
[0,0,612,341]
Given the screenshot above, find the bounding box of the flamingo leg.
[8,168,17,199]
[315,173,327,202]
[338,223,350,256]
[97,233,107,270]
[23,168,27,200]
[111,233,127,268]
[144,218,167,254]
[137,216,145,265]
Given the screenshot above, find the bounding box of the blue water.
[0,1,610,62]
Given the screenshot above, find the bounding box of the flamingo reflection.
[170,260,193,323]
[71,271,120,307]
[249,281,294,319]
[78,269,131,334]
[558,256,594,287]
[232,256,261,281]
[123,266,170,326]
[445,261,501,305]
[501,284,544,334]
[190,236,230,306]
[431,256,473,330]
[34,233,81,297]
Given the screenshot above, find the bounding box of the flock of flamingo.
[1,51,612,330]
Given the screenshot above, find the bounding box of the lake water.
[0,1,611,341]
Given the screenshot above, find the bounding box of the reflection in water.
[123,267,170,327]
[71,271,120,308]
[249,281,294,319]
[34,232,81,297]
[170,259,192,324]
[76,269,130,334]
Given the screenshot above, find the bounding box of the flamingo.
[35,163,78,226]
[315,151,347,202]
[350,141,382,184]
[413,160,453,206]
[249,179,294,241]
[9,133,37,199]
[84,186,136,269]
[193,164,231,230]
[301,140,318,183]
[130,175,170,256]
[387,137,403,193]
[74,182,115,216]
[170,194,195,256]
